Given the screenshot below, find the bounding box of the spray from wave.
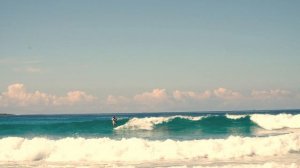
[114,115,203,130]
[250,114,300,130]
[0,133,300,162]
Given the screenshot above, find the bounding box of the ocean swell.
[114,113,300,132]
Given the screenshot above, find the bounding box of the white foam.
[115,116,203,130]
[225,114,247,120]
[115,113,300,131]
[178,116,203,121]
[0,133,300,162]
[250,114,300,130]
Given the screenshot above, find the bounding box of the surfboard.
[112,119,116,126]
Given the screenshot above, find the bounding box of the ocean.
[0,110,300,168]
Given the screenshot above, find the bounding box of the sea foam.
[0,133,300,162]
[115,113,300,131]
[225,114,247,120]
[250,114,300,130]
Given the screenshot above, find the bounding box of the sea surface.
[0,110,300,167]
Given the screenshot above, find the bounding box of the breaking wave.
[0,133,300,162]
[114,115,203,130]
[225,114,247,120]
[250,114,300,130]
[114,113,300,132]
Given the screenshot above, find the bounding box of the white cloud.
[0,84,53,106]
[0,83,96,107]
[251,89,291,99]
[54,91,97,106]
[1,84,299,113]
[172,88,243,101]
[105,88,244,112]
[107,95,130,105]
[105,89,172,112]
[105,95,133,112]
[173,90,211,101]
[133,89,169,105]
[213,88,242,99]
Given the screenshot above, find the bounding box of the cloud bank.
[0,83,299,114]
[0,84,97,113]
[0,84,96,107]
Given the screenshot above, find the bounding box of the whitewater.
[0,110,300,167]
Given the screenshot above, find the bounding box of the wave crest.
[225,114,247,120]
[114,116,203,130]
[114,113,300,131]
[250,114,300,130]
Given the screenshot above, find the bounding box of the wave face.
[0,115,128,138]
[1,112,300,140]
[0,133,300,162]
[114,115,203,130]
[114,113,300,139]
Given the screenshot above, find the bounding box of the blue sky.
[0,0,300,113]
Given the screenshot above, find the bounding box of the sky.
[0,0,300,114]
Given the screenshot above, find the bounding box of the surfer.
[112,115,117,126]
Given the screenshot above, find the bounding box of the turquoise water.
[1,110,299,140]
[1,110,300,167]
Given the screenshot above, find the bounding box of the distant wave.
[114,113,300,131]
[0,133,299,162]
